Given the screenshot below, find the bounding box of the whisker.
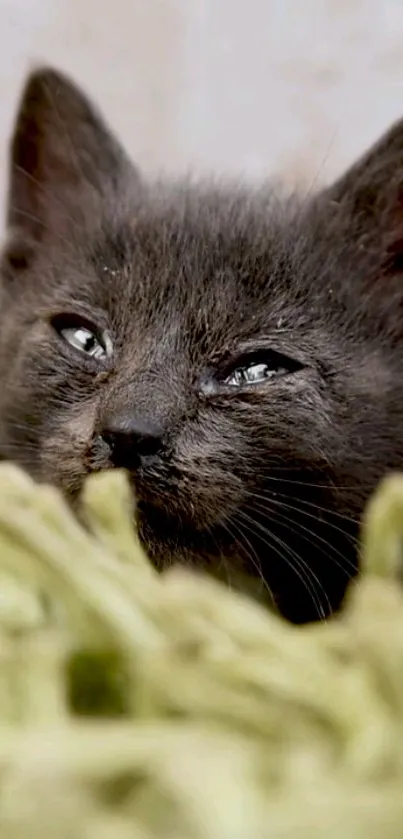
[248,498,356,579]
[249,487,361,529]
[249,493,358,572]
[43,77,89,189]
[255,492,359,554]
[222,515,275,605]
[302,126,339,201]
[255,466,373,493]
[201,520,234,588]
[12,164,81,233]
[9,205,77,252]
[237,508,327,620]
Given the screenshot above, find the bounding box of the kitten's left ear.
[324,117,403,267]
[7,67,137,243]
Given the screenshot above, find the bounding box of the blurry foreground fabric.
[0,463,402,838]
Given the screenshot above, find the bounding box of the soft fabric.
[0,463,401,838]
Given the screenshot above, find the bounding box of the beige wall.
[1,0,403,211]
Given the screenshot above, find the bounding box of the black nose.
[100,416,164,470]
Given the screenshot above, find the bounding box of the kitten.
[0,68,402,624]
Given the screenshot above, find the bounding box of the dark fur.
[1,68,403,622]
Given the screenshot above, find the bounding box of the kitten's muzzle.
[100,415,164,471]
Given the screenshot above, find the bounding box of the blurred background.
[1,0,403,211]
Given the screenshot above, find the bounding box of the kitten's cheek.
[37,406,100,494]
[38,440,88,496]
[174,468,244,528]
[85,434,112,471]
[64,406,99,445]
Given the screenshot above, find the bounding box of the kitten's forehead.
[87,184,308,350]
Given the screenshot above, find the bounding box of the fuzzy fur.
[1,68,403,622]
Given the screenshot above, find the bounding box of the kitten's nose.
[100,415,164,470]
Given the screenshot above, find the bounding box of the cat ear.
[324,118,403,268]
[7,67,136,243]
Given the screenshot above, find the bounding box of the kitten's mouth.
[129,465,220,530]
[86,447,239,563]
[134,497,280,610]
[134,498,222,569]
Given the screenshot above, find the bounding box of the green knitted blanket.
[0,462,402,838]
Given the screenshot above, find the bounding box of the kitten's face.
[1,69,403,622]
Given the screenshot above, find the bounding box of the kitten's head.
[1,68,403,622]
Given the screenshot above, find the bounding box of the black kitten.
[0,68,402,623]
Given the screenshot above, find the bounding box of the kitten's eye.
[225,362,277,387]
[221,350,303,388]
[61,326,106,359]
[51,316,112,361]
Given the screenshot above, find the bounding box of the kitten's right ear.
[7,67,137,244]
[323,117,403,270]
